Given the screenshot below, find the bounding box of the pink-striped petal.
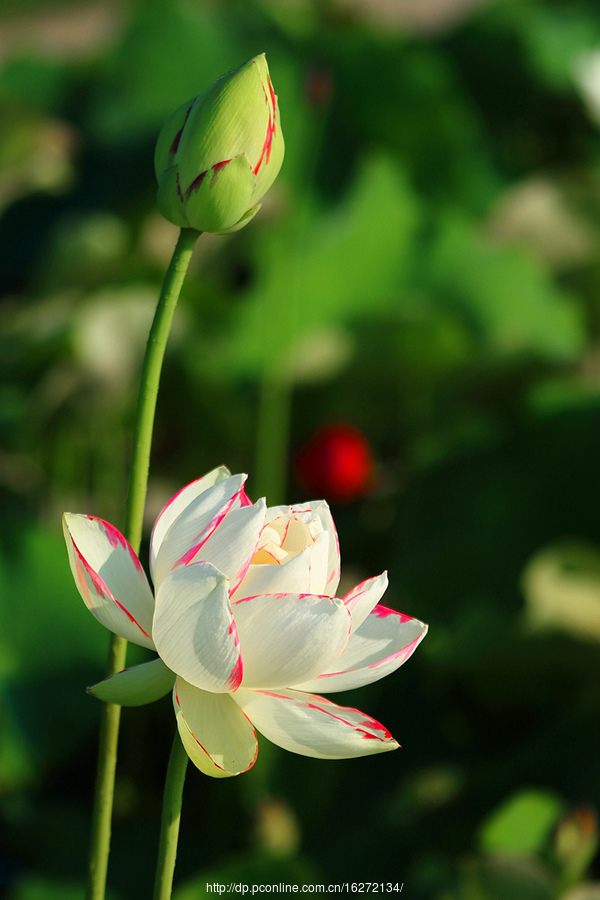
[182,500,266,593]
[232,592,351,689]
[150,466,231,579]
[153,562,242,692]
[174,677,257,778]
[239,488,254,507]
[230,530,330,601]
[343,572,389,633]
[151,472,248,586]
[63,513,155,649]
[233,688,398,758]
[265,501,340,597]
[292,605,428,693]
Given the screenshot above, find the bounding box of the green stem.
[152,731,189,900]
[85,638,127,900]
[85,227,200,900]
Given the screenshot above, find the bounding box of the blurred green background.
[3,0,600,897]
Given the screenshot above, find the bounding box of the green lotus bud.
[155,54,284,235]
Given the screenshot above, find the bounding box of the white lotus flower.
[63,467,427,778]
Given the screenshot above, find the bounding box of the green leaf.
[479,789,566,856]
[423,212,585,362]
[206,152,419,380]
[88,2,242,143]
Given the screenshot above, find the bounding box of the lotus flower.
[155,54,284,235]
[63,467,427,778]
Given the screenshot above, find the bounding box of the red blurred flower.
[295,423,375,503]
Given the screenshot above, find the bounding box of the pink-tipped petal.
[239,488,254,507]
[153,562,242,693]
[151,472,248,586]
[292,606,428,693]
[232,592,351,689]
[63,513,155,649]
[150,466,231,577]
[182,499,266,592]
[231,530,330,601]
[343,572,389,633]
[265,501,340,596]
[233,687,398,758]
[174,677,258,778]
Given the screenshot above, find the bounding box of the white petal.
[343,572,389,633]
[232,592,350,689]
[292,605,428,693]
[174,677,257,777]
[234,687,398,758]
[150,466,231,576]
[266,501,340,596]
[185,500,267,592]
[153,562,242,692]
[63,513,155,649]
[230,530,330,601]
[151,472,248,586]
[88,658,175,706]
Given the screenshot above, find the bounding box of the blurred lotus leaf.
[424,212,586,362]
[478,788,565,856]
[518,3,600,91]
[214,152,419,380]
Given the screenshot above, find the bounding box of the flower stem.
[85,639,127,900]
[152,731,189,900]
[85,227,200,900]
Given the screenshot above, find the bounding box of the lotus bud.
[155,54,284,235]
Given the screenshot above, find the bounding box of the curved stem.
[152,731,189,900]
[85,227,200,900]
